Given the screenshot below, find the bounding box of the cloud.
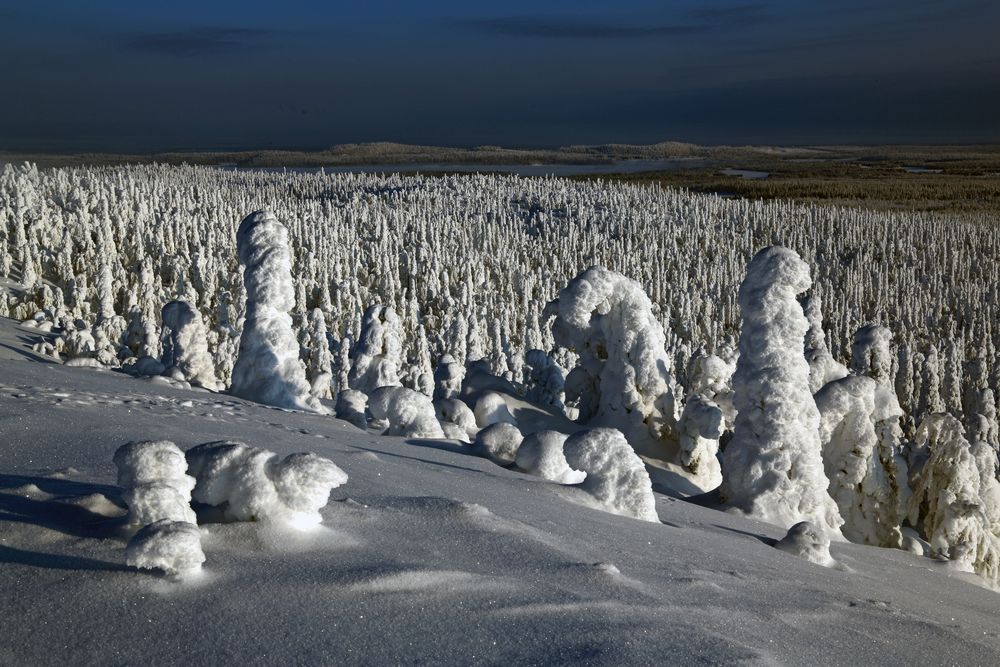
[454,17,706,40]
[687,4,769,25]
[124,27,274,57]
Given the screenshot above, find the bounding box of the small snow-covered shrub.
[473,422,523,464]
[434,397,478,442]
[562,428,658,522]
[160,300,221,390]
[775,521,836,567]
[433,354,465,401]
[473,391,517,428]
[229,210,327,414]
[186,441,347,526]
[349,304,403,394]
[515,430,584,484]
[113,440,196,526]
[126,519,205,576]
[335,389,369,430]
[676,394,724,490]
[720,247,843,535]
[367,386,445,439]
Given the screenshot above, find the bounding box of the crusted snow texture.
[816,376,906,547]
[160,300,221,390]
[434,398,478,442]
[367,386,445,439]
[433,353,465,401]
[473,391,517,428]
[676,394,724,490]
[801,293,849,394]
[545,266,677,455]
[473,422,524,464]
[186,441,347,524]
[907,414,1000,584]
[775,521,836,567]
[515,430,586,484]
[113,440,196,526]
[562,428,658,522]
[229,211,327,413]
[126,519,205,576]
[335,389,369,430]
[349,304,403,394]
[720,247,844,535]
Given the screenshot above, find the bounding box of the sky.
[0,0,998,152]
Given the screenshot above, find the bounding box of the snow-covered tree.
[229,211,326,413]
[720,247,844,535]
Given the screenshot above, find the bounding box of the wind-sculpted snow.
[229,210,327,413]
[186,441,347,527]
[515,430,585,484]
[473,422,524,464]
[367,386,444,439]
[113,440,197,526]
[126,519,206,577]
[563,428,658,522]
[160,300,221,390]
[720,247,844,535]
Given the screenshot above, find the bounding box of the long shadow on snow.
[0,474,126,540]
[0,542,129,572]
[351,442,507,478]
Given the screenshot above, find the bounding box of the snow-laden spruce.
[563,428,658,522]
[545,266,678,457]
[367,386,445,439]
[349,304,403,394]
[185,441,347,527]
[160,300,222,390]
[113,440,197,526]
[229,211,327,413]
[907,415,1000,584]
[720,247,844,535]
[126,519,206,577]
[515,430,586,484]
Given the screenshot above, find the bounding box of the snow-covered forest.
[3,161,1000,589]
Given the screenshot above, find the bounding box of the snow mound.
[335,389,369,430]
[563,428,658,522]
[126,519,205,576]
[160,300,221,391]
[113,440,196,526]
[473,422,524,464]
[515,430,585,484]
[775,521,836,567]
[185,441,347,526]
[434,398,478,442]
[367,386,445,439]
[474,391,517,428]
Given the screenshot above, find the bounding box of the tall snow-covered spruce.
[720,246,843,535]
[229,210,327,413]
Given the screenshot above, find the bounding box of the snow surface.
[1,316,1000,664]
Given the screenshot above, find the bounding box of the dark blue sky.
[1,0,997,151]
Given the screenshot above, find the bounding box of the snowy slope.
[1,316,998,665]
